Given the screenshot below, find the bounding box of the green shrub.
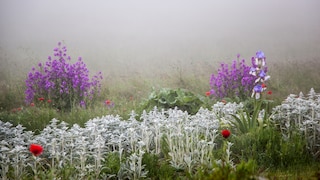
[231,127,312,169]
[0,106,58,133]
[196,159,257,180]
[101,152,121,178]
[142,153,176,179]
[139,88,209,115]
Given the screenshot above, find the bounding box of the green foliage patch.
[139,88,210,115]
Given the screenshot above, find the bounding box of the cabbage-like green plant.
[139,88,209,115]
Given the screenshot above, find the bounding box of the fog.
[1,0,320,81]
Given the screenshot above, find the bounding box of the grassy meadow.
[1,48,320,179]
[1,53,319,128]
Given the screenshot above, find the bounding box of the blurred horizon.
[1,0,320,80]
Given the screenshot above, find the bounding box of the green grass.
[1,57,320,178]
[268,58,320,98]
[264,163,320,180]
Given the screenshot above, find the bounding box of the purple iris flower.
[259,70,266,78]
[254,84,262,93]
[256,51,265,59]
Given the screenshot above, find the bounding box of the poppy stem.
[33,156,38,178]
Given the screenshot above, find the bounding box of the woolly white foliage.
[1,90,319,178]
[1,103,235,179]
[272,88,320,157]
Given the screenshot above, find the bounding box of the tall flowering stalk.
[249,51,270,99]
[25,42,103,110]
[249,51,272,126]
[230,51,272,134]
[210,55,256,100]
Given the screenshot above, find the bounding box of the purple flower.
[210,55,255,100]
[256,51,265,59]
[80,100,86,108]
[254,84,262,93]
[25,42,103,109]
[249,50,271,99]
[249,67,256,76]
[62,46,67,51]
[259,70,266,78]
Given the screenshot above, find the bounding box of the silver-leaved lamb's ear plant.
[0,104,252,179]
[271,88,320,159]
[0,122,34,179]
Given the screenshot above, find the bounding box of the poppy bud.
[221,129,231,139]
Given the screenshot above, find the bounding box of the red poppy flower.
[261,83,267,88]
[105,99,111,105]
[47,99,52,103]
[38,97,45,101]
[205,91,211,96]
[30,103,35,107]
[221,129,231,139]
[29,144,43,156]
[267,91,272,95]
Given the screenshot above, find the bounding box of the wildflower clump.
[25,42,103,110]
[210,54,256,101]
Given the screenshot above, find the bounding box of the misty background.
[1,0,320,87]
